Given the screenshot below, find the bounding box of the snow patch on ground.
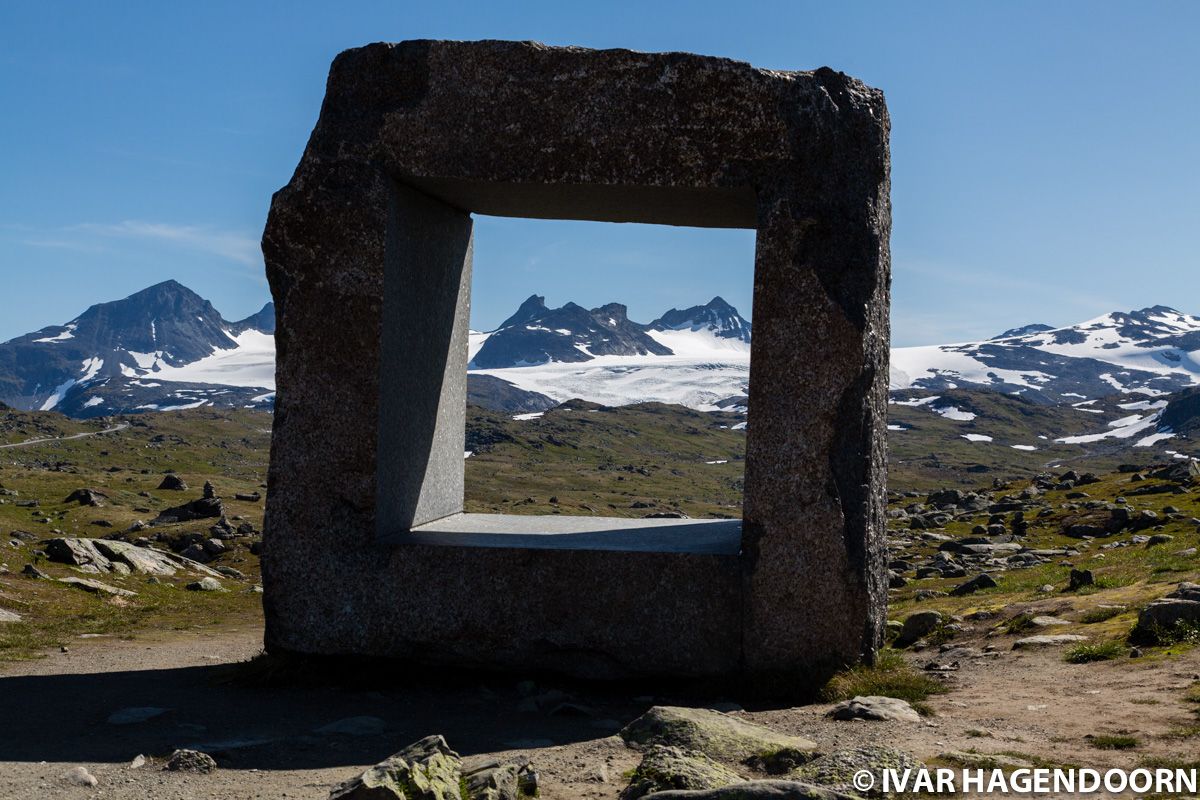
[1134,431,1175,447]
[891,396,940,407]
[933,405,976,421]
[961,433,993,442]
[33,325,76,344]
[1056,411,1163,444]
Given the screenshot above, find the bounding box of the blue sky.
[1,1,1197,346]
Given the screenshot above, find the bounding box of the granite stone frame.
[262,40,891,683]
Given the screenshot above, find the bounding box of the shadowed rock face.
[262,39,890,683]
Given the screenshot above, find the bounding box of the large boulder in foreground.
[621,706,819,767]
[622,745,744,799]
[646,781,861,799]
[792,746,923,798]
[329,735,535,800]
[330,735,461,800]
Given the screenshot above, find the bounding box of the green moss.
[1089,735,1139,750]
[1079,606,1124,624]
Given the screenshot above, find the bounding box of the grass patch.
[1088,734,1139,750]
[820,649,948,709]
[1168,723,1200,739]
[1064,640,1126,663]
[1074,575,1136,595]
[1079,606,1124,624]
[1132,619,1200,647]
[1002,613,1037,635]
[1138,756,1200,771]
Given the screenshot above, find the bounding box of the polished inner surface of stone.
[401,514,742,554]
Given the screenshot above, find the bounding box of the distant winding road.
[0,422,129,450]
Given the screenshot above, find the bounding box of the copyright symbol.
[853,770,875,792]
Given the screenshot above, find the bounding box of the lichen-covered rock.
[58,576,136,597]
[622,745,744,799]
[329,735,462,800]
[164,749,217,773]
[45,537,113,572]
[1131,582,1200,644]
[462,760,518,800]
[792,746,921,798]
[647,780,861,799]
[621,706,818,766]
[461,755,538,800]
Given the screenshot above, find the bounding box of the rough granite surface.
[261,39,890,682]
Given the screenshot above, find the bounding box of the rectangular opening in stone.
[378,206,756,554]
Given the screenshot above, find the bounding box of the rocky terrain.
[1,404,1199,797]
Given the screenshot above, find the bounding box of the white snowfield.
[147,330,277,390]
[468,325,751,410]
[891,308,1200,393]
[472,353,750,410]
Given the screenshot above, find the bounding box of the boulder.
[620,706,818,766]
[157,474,188,491]
[58,577,136,597]
[186,577,226,592]
[93,539,179,576]
[64,488,107,507]
[647,781,860,799]
[621,745,744,799]
[63,766,98,787]
[827,696,921,723]
[950,573,998,596]
[793,745,923,797]
[1011,634,1087,649]
[45,537,113,572]
[22,564,49,579]
[155,483,225,524]
[1068,569,1094,591]
[461,755,537,800]
[895,610,942,647]
[46,537,199,577]
[164,749,216,774]
[329,735,462,800]
[0,608,21,623]
[1131,583,1200,644]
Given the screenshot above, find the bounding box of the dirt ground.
[0,623,1197,800]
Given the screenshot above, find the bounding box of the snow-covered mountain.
[0,281,555,418]
[8,281,1199,431]
[892,306,1200,404]
[468,296,753,410]
[0,281,277,416]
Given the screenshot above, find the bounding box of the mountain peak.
[649,298,751,343]
[231,302,276,335]
[498,294,547,329]
[993,323,1053,340]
